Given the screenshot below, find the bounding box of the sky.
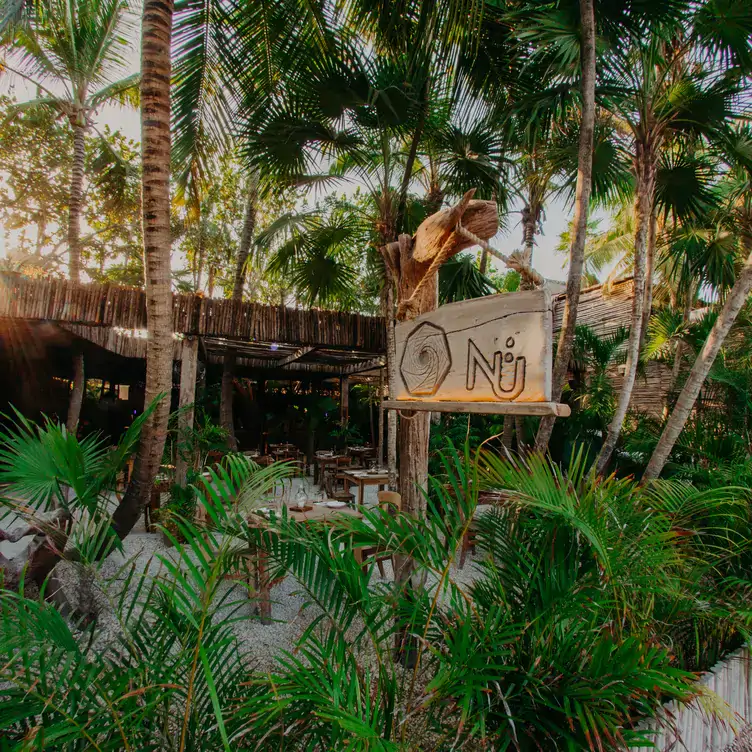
[0,44,596,286]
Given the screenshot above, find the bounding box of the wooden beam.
[208,354,344,373]
[277,345,316,367]
[382,400,571,417]
[341,357,385,375]
[176,337,199,485]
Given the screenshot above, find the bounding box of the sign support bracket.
[382,400,571,417]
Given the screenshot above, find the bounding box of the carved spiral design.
[400,322,452,396]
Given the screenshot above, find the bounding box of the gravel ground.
[51,475,485,673]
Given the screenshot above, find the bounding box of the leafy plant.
[329,421,363,450]
[2,414,751,749]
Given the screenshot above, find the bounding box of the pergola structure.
[0,272,385,375]
[0,273,388,453]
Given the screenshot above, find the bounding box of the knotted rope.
[455,223,544,288]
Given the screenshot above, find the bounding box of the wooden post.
[340,375,349,424]
[382,191,498,520]
[176,336,198,486]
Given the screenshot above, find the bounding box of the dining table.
[313,452,348,485]
[341,468,390,505]
[347,446,375,467]
[244,500,363,623]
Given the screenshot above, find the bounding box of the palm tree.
[595,8,746,473]
[2,0,137,434]
[220,172,259,449]
[111,0,174,537]
[644,130,752,480]
[2,0,138,282]
[534,0,597,452]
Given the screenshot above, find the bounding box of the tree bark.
[66,350,85,434]
[643,239,752,481]
[220,185,258,450]
[534,0,596,452]
[595,140,656,474]
[68,120,86,283]
[112,0,175,538]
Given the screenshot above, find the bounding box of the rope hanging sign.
[383,289,570,417]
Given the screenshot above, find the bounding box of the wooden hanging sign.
[383,289,570,416]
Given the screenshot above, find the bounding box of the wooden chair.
[359,491,401,578]
[324,456,351,496]
[329,473,355,505]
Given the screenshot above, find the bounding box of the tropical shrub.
[1,424,751,749]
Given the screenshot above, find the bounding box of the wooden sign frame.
[383,290,570,417]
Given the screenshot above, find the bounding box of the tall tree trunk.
[534,0,597,452]
[479,249,489,275]
[664,283,695,416]
[644,237,752,481]
[520,204,536,281]
[640,207,657,351]
[220,185,258,451]
[68,120,85,284]
[66,350,84,434]
[65,121,87,432]
[232,186,258,300]
[195,223,204,293]
[596,141,656,474]
[112,0,175,538]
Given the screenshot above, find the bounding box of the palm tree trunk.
[534,0,596,452]
[68,120,85,284]
[644,237,752,481]
[664,284,695,416]
[595,141,656,474]
[232,187,258,300]
[195,222,205,292]
[479,249,489,275]
[112,0,175,538]
[220,186,258,451]
[520,204,536,289]
[640,207,657,352]
[64,121,88,433]
[66,350,85,434]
